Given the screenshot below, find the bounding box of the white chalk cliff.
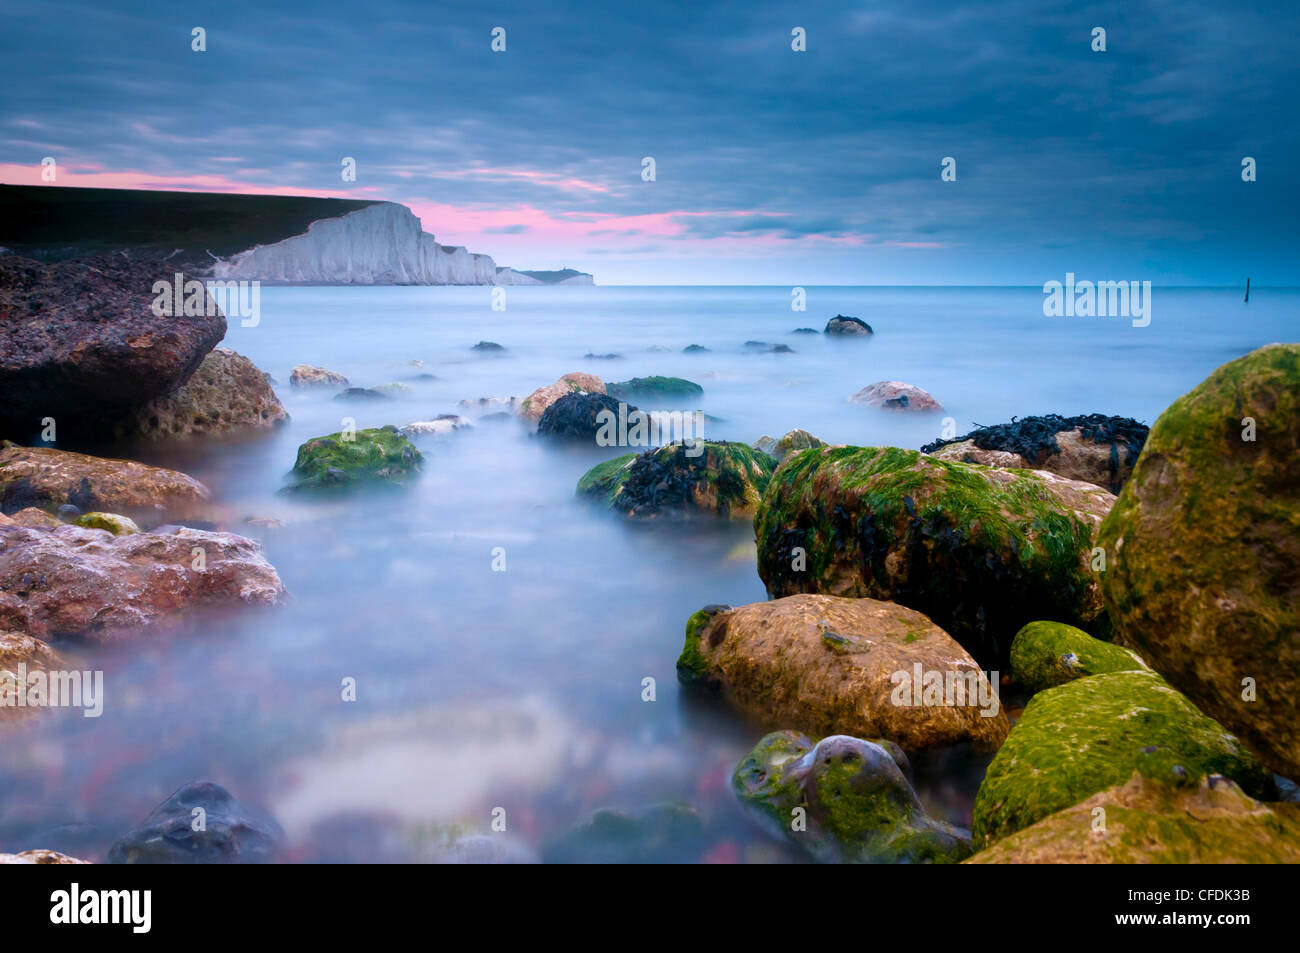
[209,201,593,286]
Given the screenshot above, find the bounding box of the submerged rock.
[850,381,943,413]
[791,327,820,335]
[824,314,873,336]
[118,347,287,441]
[108,782,283,864]
[0,522,285,642]
[536,392,628,442]
[682,344,710,353]
[332,386,393,401]
[734,731,971,863]
[754,428,825,462]
[755,446,1115,667]
[577,441,775,520]
[399,415,473,438]
[923,413,1149,492]
[605,376,703,401]
[0,444,210,529]
[967,771,1300,864]
[542,803,704,864]
[471,341,506,353]
[289,364,348,389]
[1009,620,1150,695]
[971,670,1274,848]
[458,396,523,416]
[519,372,605,423]
[283,426,422,492]
[677,594,1008,751]
[1096,344,1300,779]
[0,256,226,441]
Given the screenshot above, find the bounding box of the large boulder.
[971,671,1274,848]
[0,256,226,441]
[824,315,873,336]
[282,426,422,493]
[1096,344,1300,778]
[677,594,1008,751]
[117,347,287,441]
[0,443,210,528]
[1009,620,1150,695]
[755,446,1115,667]
[0,522,285,642]
[923,414,1149,493]
[108,782,283,864]
[850,381,943,413]
[605,376,703,402]
[734,731,971,863]
[967,771,1300,864]
[536,392,628,442]
[519,372,605,423]
[577,441,775,520]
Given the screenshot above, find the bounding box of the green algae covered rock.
[576,441,775,520]
[72,512,141,536]
[605,376,703,401]
[755,445,1115,667]
[971,670,1274,848]
[1010,620,1150,694]
[1096,343,1300,780]
[967,771,1300,864]
[283,426,422,493]
[734,730,971,864]
[541,803,704,864]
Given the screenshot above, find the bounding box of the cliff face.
[210,202,592,286]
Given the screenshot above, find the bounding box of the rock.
[1010,620,1150,694]
[519,372,606,423]
[0,256,226,441]
[399,415,473,438]
[734,731,971,863]
[542,803,704,863]
[1,629,64,722]
[282,426,422,493]
[605,376,703,401]
[0,444,211,529]
[0,849,89,864]
[966,771,1300,864]
[108,782,283,864]
[922,414,1149,493]
[824,314,873,336]
[372,382,410,396]
[755,446,1116,667]
[1096,344,1300,778]
[458,396,523,416]
[682,344,710,353]
[471,341,505,352]
[971,670,1274,848]
[850,381,943,412]
[118,347,287,441]
[791,327,820,334]
[677,594,1009,751]
[333,386,392,401]
[7,507,59,528]
[289,364,348,389]
[536,392,628,442]
[577,441,775,520]
[72,512,141,536]
[754,428,825,462]
[584,352,622,360]
[771,344,795,354]
[0,522,285,642]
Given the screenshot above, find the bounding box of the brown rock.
[677,594,1009,752]
[0,629,64,724]
[0,444,210,528]
[289,365,348,389]
[119,347,287,440]
[0,849,90,864]
[849,381,943,412]
[931,429,1139,491]
[6,507,59,528]
[519,372,605,423]
[0,522,285,642]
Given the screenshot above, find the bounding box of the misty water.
[3,285,1293,862]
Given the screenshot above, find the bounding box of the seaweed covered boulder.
[824,315,873,336]
[1009,620,1150,695]
[108,782,283,864]
[922,413,1149,493]
[577,441,775,520]
[850,381,943,413]
[971,670,1274,848]
[754,429,825,462]
[734,731,972,863]
[605,376,703,402]
[518,372,605,423]
[283,426,422,493]
[0,444,210,529]
[967,771,1300,864]
[677,594,1008,751]
[536,392,629,442]
[755,446,1115,667]
[71,512,141,536]
[1095,344,1300,779]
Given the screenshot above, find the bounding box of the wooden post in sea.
[1245,278,1250,303]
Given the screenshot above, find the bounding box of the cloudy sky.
[1,0,1296,284]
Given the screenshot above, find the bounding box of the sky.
[1,0,1297,285]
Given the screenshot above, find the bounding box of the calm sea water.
[3,285,1294,862]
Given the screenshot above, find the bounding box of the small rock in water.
[824,314,873,336]
[471,341,506,352]
[289,364,349,389]
[333,387,392,401]
[108,782,283,864]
